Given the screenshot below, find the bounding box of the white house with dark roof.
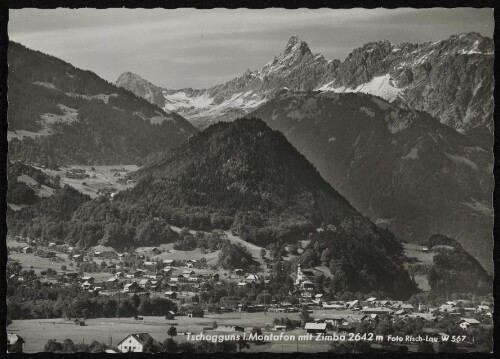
[245,274,259,283]
[304,322,327,334]
[117,333,157,353]
[7,333,25,353]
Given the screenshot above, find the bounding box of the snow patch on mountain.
[164,91,215,111]
[403,146,419,160]
[445,153,478,170]
[317,74,403,103]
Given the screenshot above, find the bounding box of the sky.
[9,8,494,89]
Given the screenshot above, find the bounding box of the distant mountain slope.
[7,41,197,166]
[248,91,493,272]
[318,32,494,137]
[117,33,493,138]
[7,118,417,297]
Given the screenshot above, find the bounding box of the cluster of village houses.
[8,243,493,353]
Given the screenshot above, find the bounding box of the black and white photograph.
[4,6,495,354]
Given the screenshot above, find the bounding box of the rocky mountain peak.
[116,71,143,83]
[116,71,165,106]
[284,35,311,55]
[263,36,316,74]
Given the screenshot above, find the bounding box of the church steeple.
[295,261,303,285]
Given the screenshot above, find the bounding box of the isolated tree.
[167,326,177,338]
[237,336,250,352]
[260,248,266,259]
[163,338,178,353]
[438,341,458,353]
[250,327,263,343]
[81,308,90,320]
[418,341,435,353]
[300,307,311,324]
[142,337,160,353]
[44,339,63,353]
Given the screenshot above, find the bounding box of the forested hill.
[126,118,392,247]
[7,41,197,166]
[426,235,492,295]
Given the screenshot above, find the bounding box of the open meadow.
[402,243,435,292]
[40,165,139,198]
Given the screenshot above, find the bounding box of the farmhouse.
[300,291,312,299]
[117,333,158,353]
[107,277,120,288]
[322,302,345,310]
[234,269,244,275]
[165,310,176,319]
[457,318,481,330]
[22,246,33,254]
[245,274,259,283]
[74,319,86,326]
[138,279,152,289]
[273,325,287,331]
[7,333,25,353]
[164,291,177,299]
[301,280,314,290]
[246,304,266,313]
[81,276,95,284]
[361,307,393,315]
[124,282,141,293]
[166,283,179,291]
[304,322,327,334]
[346,300,360,309]
[409,312,436,321]
[134,270,145,277]
[189,308,204,318]
[72,254,83,262]
[81,281,93,291]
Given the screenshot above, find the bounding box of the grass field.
[40,164,139,198]
[8,252,70,274]
[403,243,436,265]
[8,308,351,353]
[402,243,435,292]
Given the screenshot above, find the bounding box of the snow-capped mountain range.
[116,33,494,135]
